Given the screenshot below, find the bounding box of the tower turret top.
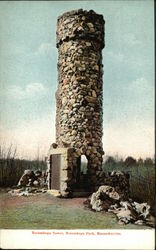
[56,9,105,49]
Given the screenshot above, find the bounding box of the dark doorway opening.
[74,155,90,192]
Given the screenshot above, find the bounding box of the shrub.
[137,158,144,165]
[144,157,154,166]
[105,156,116,165]
[124,156,136,167]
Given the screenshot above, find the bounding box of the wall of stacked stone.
[55,9,105,191]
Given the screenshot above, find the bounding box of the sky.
[0,0,154,160]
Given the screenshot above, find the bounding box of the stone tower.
[47,9,105,197]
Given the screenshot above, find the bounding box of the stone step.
[47,189,61,197]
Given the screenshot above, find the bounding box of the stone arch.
[72,154,91,192]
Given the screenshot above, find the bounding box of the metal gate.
[50,154,61,190]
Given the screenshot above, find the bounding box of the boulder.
[24,169,34,176]
[132,202,150,219]
[34,170,42,177]
[33,180,39,186]
[90,185,120,212]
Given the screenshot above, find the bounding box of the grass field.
[0,189,152,230]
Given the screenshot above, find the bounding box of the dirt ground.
[0,190,84,210]
[0,189,153,229]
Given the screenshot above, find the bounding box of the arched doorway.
[74,155,90,192]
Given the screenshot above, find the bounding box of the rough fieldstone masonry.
[47,9,105,197]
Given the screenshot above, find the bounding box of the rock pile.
[54,9,105,190]
[17,169,47,188]
[108,201,151,225]
[102,171,130,200]
[8,169,47,197]
[8,187,47,197]
[84,171,154,226]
